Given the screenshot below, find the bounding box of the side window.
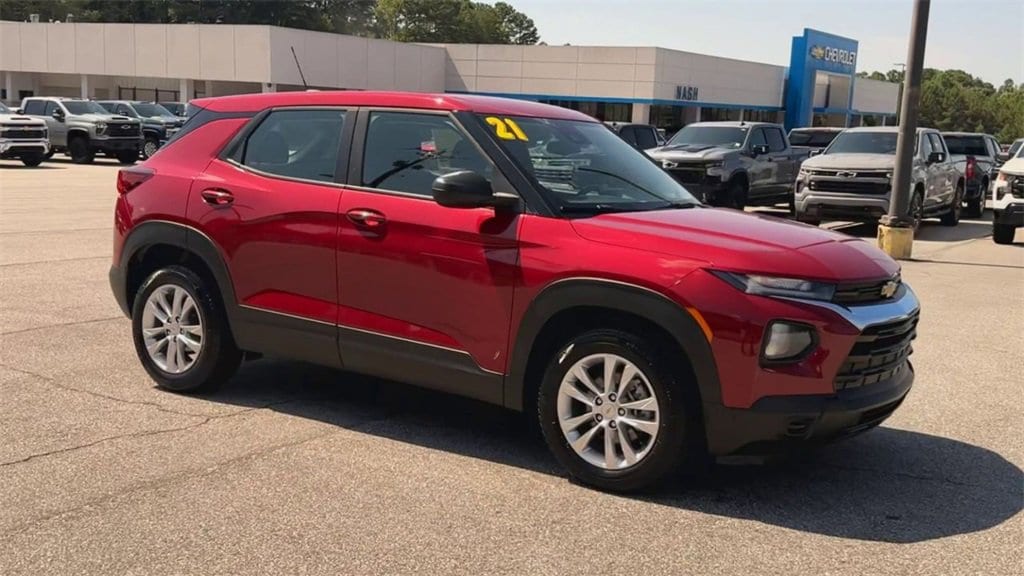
[98,102,116,113]
[928,133,946,156]
[748,128,768,149]
[919,133,932,158]
[23,100,44,115]
[43,101,58,116]
[361,111,494,196]
[117,105,134,116]
[241,109,346,183]
[634,127,658,150]
[988,138,1001,158]
[766,128,786,152]
[618,126,638,146]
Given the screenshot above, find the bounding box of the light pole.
[893,62,906,125]
[878,0,930,259]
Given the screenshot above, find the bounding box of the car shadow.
[0,163,66,170]
[196,358,1023,544]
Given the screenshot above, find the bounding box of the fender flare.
[113,220,238,327]
[504,278,722,411]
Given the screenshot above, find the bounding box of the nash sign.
[675,86,699,101]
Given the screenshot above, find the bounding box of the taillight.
[965,156,976,180]
[117,167,155,194]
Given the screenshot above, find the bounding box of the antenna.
[290,46,308,90]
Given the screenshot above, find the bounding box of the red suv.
[110,92,919,491]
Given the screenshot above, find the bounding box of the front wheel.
[20,152,45,167]
[538,329,699,492]
[940,183,963,227]
[908,191,924,230]
[142,137,159,159]
[725,179,748,210]
[68,137,94,164]
[131,266,241,393]
[993,223,1016,245]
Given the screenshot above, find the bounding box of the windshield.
[825,131,917,155]
[62,101,109,115]
[133,102,174,117]
[480,115,697,213]
[943,135,987,156]
[0,102,9,113]
[789,130,839,147]
[667,125,748,148]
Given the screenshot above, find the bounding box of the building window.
[701,107,741,122]
[744,109,778,123]
[539,99,632,123]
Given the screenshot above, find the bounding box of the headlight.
[712,271,836,301]
[761,321,817,362]
[95,122,107,134]
[705,161,724,176]
[996,171,1008,183]
[798,168,811,179]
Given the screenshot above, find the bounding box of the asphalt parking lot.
[1,158,1021,575]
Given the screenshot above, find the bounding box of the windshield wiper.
[559,204,638,214]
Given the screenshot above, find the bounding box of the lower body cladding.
[676,269,920,457]
[795,189,890,222]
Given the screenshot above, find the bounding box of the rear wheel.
[131,266,241,393]
[993,223,1016,245]
[117,149,139,165]
[68,136,94,164]
[20,152,45,167]
[966,182,986,217]
[940,182,963,226]
[538,328,699,492]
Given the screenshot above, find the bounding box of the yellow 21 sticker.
[485,117,528,141]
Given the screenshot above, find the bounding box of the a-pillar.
[630,103,650,124]
[178,78,194,102]
[80,74,89,99]
[262,82,277,93]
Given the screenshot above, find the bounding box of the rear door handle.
[346,208,386,229]
[201,188,234,206]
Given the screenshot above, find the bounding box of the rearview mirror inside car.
[432,171,518,210]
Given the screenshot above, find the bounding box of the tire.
[537,328,700,492]
[725,178,748,210]
[117,149,139,165]
[44,150,54,160]
[68,136,94,164]
[966,182,986,218]
[908,190,924,230]
[20,152,45,167]
[993,223,1016,245]
[940,182,963,227]
[142,137,159,159]
[131,265,241,393]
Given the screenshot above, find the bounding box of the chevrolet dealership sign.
[809,45,857,68]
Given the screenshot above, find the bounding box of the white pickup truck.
[992,144,1024,244]
[0,101,49,167]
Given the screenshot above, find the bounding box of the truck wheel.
[20,152,45,167]
[142,137,159,159]
[908,190,924,230]
[132,265,241,393]
[726,178,748,211]
[68,136,95,164]
[117,150,139,165]
[966,183,986,217]
[537,328,699,493]
[44,150,54,160]
[940,182,963,227]
[993,223,1016,245]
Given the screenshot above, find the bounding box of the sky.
[509,0,1024,85]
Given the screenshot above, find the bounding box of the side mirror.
[51,109,65,121]
[927,151,945,164]
[809,149,823,157]
[15,108,23,114]
[751,144,770,156]
[432,170,518,210]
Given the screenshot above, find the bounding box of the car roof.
[940,131,993,137]
[191,91,596,122]
[688,121,776,128]
[843,126,934,134]
[789,127,844,132]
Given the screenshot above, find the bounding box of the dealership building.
[0,21,899,131]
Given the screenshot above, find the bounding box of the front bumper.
[994,203,1024,227]
[94,137,142,153]
[0,139,49,156]
[796,190,890,221]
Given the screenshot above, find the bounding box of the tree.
[494,1,539,45]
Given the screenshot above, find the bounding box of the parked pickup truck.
[97,100,186,159]
[20,97,142,165]
[795,127,963,227]
[648,121,807,208]
[942,132,1003,217]
[0,101,49,166]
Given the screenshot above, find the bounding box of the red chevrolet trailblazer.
[110,91,919,492]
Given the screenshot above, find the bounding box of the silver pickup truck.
[647,121,807,209]
[794,127,963,228]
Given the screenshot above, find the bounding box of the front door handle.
[201,188,234,206]
[346,208,386,229]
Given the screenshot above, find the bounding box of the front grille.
[834,311,918,390]
[1,127,46,139]
[808,178,890,194]
[1011,176,1024,198]
[833,275,901,305]
[107,122,140,137]
[667,168,704,184]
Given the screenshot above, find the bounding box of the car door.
[746,128,771,196]
[634,126,659,151]
[43,101,68,146]
[335,108,519,404]
[186,107,353,368]
[763,126,794,194]
[927,132,956,206]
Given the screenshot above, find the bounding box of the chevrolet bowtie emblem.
[836,171,857,178]
[880,280,899,298]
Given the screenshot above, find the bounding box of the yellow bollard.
[877,224,914,259]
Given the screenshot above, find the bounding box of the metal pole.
[882,0,930,227]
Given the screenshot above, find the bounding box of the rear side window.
[765,128,786,152]
[361,111,494,197]
[634,127,658,150]
[43,101,58,116]
[928,133,946,155]
[943,135,987,156]
[239,109,346,183]
[618,126,638,146]
[23,100,44,115]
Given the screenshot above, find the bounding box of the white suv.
[992,145,1024,245]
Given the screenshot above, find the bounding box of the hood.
[1000,157,1024,176]
[71,113,135,123]
[0,114,45,125]
[571,207,899,282]
[648,143,736,162]
[801,153,898,170]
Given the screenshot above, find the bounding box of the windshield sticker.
[486,117,529,141]
[420,140,437,153]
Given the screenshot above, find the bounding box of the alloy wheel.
[557,353,660,470]
[143,139,158,159]
[141,285,203,374]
